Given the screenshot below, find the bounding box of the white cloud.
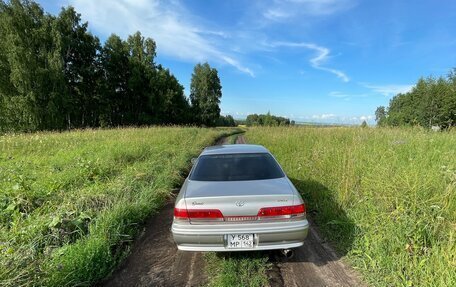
[264,8,291,21]
[361,83,414,97]
[293,114,376,125]
[220,56,254,77]
[329,91,349,98]
[359,115,374,121]
[312,113,336,120]
[269,41,349,82]
[263,0,355,21]
[69,0,254,76]
[329,91,368,99]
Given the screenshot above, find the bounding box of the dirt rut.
[266,218,365,287]
[99,201,207,287]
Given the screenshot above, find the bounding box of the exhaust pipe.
[281,249,294,259]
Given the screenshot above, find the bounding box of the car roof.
[201,144,270,156]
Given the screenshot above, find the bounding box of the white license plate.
[226,234,254,249]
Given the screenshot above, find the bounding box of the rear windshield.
[190,153,285,181]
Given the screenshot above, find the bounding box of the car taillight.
[257,204,306,219]
[174,208,224,221]
[174,208,189,220]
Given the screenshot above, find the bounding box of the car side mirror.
[191,158,197,165]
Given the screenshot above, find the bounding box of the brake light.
[174,208,224,221]
[174,208,189,220]
[257,204,306,218]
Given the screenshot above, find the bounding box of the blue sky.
[38,0,456,124]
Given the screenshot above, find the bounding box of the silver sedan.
[171,144,309,252]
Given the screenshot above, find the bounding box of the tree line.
[0,0,226,132]
[375,69,456,129]
[245,112,294,126]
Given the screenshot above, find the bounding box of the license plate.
[226,234,254,249]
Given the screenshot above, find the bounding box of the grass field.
[241,126,456,287]
[2,126,454,287]
[0,127,241,287]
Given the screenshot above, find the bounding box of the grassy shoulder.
[204,252,269,287]
[246,126,456,287]
[0,126,241,287]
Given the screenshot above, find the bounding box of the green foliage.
[377,70,456,128]
[99,32,175,126]
[245,112,291,126]
[0,1,221,132]
[0,127,241,286]
[57,6,102,128]
[216,115,236,127]
[0,0,65,131]
[204,252,269,287]
[360,120,368,128]
[234,119,247,126]
[190,62,222,126]
[375,106,386,126]
[246,126,456,287]
[151,65,190,124]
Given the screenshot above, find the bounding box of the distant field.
[0,127,240,287]
[246,126,455,287]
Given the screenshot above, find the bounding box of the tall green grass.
[204,252,269,287]
[0,127,240,287]
[246,126,455,287]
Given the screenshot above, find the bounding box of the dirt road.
[98,200,207,287]
[266,218,364,287]
[100,134,365,287]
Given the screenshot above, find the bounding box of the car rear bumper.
[171,219,309,252]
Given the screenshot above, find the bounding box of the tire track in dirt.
[268,219,365,287]
[235,135,246,144]
[98,201,207,287]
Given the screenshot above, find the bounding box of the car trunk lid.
[183,178,296,222]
